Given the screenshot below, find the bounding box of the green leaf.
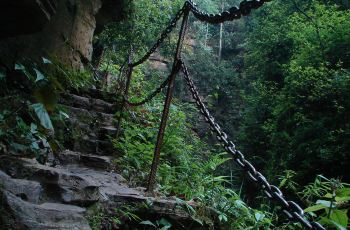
[158,218,171,228]
[255,212,265,222]
[59,111,69,120]
[15,63,31,79]
[335,196,350,202]
[316,200,332,208]
[330,210,348,228]
[42,57,52,64]
[34,68,45,82]
[330,220,347,230]
[279,178,287,188]
[337,188,350,197]
[139,220,156,228]
[15,63,25,71]
[324,193,333,199]
[304,204,327,212]
[0,69,5,80]
[219,213,228,222]
[30,103,54,131]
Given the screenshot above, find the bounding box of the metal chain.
[124,75,171,107]
[180,60,326,230]
[187,0,270,24]
[131,5,187,67]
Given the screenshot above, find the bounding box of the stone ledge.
[0,0,57,38]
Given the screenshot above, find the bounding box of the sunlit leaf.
[30,103,54,131]
[255,212,265,222]
[59,111,69,120]
[34,68,45,82]
[15,63,25,71]
[42,57,52,64]
[139,220,156,228]
[316,200,332,208]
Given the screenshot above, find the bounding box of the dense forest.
[0,0,349,229]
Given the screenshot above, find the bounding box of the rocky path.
[0,89,193,230]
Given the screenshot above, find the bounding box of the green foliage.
[97,0,350,228]
[241,0,350,184]
[140,218,172,229]
[0,59,74,163]
[88,203,141,230]
[303,176,350,229]
[97,0,185,64]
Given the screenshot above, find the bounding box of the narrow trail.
[0,89,195,229]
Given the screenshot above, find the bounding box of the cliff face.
[0,0,123,69]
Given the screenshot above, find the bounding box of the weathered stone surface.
[2,191,90,230]
[0,157,136,204]
[0,0,57,38]
[59,93,116,114]
[0,0,124,69]
[99,126,118,138]
[63,105,115,126]
[73,137,114,155]
[58,150,112,170]
[0,170,42,204]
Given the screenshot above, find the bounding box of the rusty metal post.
[147,8,190,193]
[115,47,134,140]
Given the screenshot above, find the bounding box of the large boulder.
[1,191,90,230]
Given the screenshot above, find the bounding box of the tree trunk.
[218,1,224,63]
[205,23,209,47]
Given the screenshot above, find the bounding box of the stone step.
[0,157,138,205]
[73,137,114,155]
[59,93,117,114]
[61,105,116,125]
[99,125,118,139]
[58,150,113,170]
[63,118,118,140]
[0,170,43,204]
[70,88,120,103]
[0,157,200,227]
[2,191,90,230]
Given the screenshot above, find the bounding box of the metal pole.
[147,8,190,193]
[115,46,134,140]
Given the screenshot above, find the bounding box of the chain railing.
[110,1,328,229]
[130,5,187,67]
[180,60,325,230]
[124,75,170,107]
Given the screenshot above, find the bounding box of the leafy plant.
[140,218,172,230]
[303,176,350,230]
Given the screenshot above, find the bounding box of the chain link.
[131,5,187,67]
[188,0,270,24]
[124,75,170,107]
[180,60,326,230]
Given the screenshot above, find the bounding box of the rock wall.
[0,0,123,69]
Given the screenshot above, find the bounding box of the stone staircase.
[0,89,196,230]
